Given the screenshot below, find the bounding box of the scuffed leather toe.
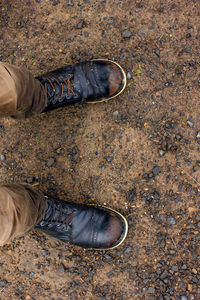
[107,62,125,97]
[97,214,124,249]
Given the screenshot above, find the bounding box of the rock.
[76,20,85,29]
[67,0,73,5]
[148,287,155,293]
[106,156,113,163]
[159,150,165,156]
[122,29,132,38]
[18,152,23,158]
[187,120,193,127]
[84,31,89,37]
[182,264,187,270]
[108,19,114,24]
[58,263,65,273]
[113,110,119,117]
[52,1,59,5]
[138,28,148,37]
[0,280,8,287]
[171,265,178,272]
[160,269,168,279]
[0,154,6,161]
[155,49,160,58]
[167,217,176,225]
[152,166,161,175]
[41,249,49,256]
[181,296,188,300]
[101,30,106,38]
[196,132,200,138]
[27,177,34,184]
[127,72,132,79]
[47,158,55,167]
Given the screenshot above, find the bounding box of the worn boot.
[36,59,126,112]
[35,195,128,250]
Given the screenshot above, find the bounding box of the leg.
[0,184,46,246]
[0,183,128,249]
[0,62,47,118]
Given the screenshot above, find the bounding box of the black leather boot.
[36,59,126,112]
[35,195,128,250]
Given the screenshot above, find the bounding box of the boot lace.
[42,198,74,229]
[44,75,77,102]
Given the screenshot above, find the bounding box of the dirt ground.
[0,0,200,299]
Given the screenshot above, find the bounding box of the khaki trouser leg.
[0,184,46,246]
[0,62,47,118]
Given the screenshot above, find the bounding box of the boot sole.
[87,59,127,104]
[89,204,128,250]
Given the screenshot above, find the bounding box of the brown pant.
[0,62,47,118]
[0,64,47,245]
[0,184,46,246]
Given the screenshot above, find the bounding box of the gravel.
[1,1,200,299]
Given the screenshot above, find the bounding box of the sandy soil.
[0,0,200,299]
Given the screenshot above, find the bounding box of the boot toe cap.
[107,62,126,98]
[96,210,128,250]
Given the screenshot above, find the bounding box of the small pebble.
[27,177,33,184]
[187,120,193,128]
[106,156,113,163]
[152,166,161,175]
[67,0,73,5]
[155,49,160,58]
[122,29,132,38]
[76,20,85,29]
[159,150,165,156]
[0,280,8,287]
[138,28,148,37]
[108,19,114,24]
[127,72,132,79]
[41,249,49,256]
[113,110,119,117]
[181,296,188,300]
[196,132,200,138]
[18,152,23,158]
[0,154,6,161]
[167,217,176,225]
[58,263,65,273]
[101,30,106,38]
[148,287,155,293]
[47,158,55,167]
